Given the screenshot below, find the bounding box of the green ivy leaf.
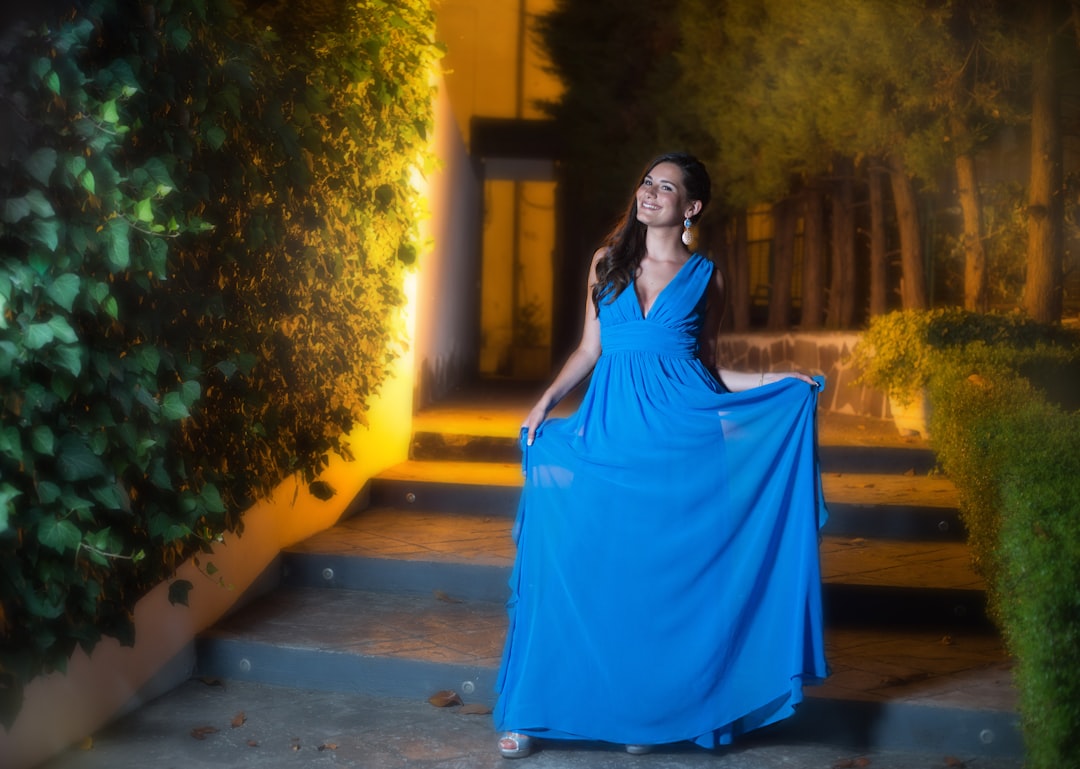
[47,315,78,344]
[79,170,96,196]
[136,346,160,374]
[180,379,201,406]
[25,148,58,186]
[147,238,168,279]
[90,483,126,511]
[205,125,226,150]
[46,274,81,312]
[38,517,83,553]
[0,484,21,533]
[24,189,55,218]
[61,492,95,517]
[30,219,60,252]
[100,99,120,125]
[36,481,62,504]
[168,580,194,606]
[161,391,190,420]
[105,217,130,271]
[199,483,225,513]
[142,157,175,193]
[0,427,23,463]
[308,480,336,500]
[57,434,107,481]
[45,71,61,95]
[52,344,83,378]
[134,198,153,223]
[25,323,54,350]
[2,197,30,223]
[31,425,55,456]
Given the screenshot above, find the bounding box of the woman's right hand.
[522,401,551,446]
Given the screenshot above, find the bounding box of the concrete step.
[194,586,1019,758]
[368,460,966,541]
[281,507,989,627]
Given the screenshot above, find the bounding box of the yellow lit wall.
[437,0,563,379]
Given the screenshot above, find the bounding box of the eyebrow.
[645,175,679,186]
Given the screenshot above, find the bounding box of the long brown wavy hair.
[591,152,712,313]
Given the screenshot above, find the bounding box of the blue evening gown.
[493,252,829,749]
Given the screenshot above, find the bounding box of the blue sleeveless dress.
[493,253,829,749]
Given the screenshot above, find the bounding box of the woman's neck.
[644,225,690,263]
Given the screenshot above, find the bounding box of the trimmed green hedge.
[0,0,439,727]
[929,343,1080,767]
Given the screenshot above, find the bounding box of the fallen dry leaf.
[944,757,967,768]
[190,725,219,740]
[904,468,916,476]
[197,677,224,688]
[940,634,955,646]
[230,711,246,728]
[318,743,338,751]
[247,740,259,748]
[460,703,493,715]
[833,757,871,768]
[428,690,464,707]
[434,590,463,604]
[79,736,93,751]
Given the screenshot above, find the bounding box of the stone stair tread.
[376,459,959,509]
[286,507,982,591]
[203,586,504,668]
[198,586,1013,713]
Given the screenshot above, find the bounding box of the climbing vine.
[0,0,440,726]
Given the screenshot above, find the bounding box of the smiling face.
[635,161,701,229]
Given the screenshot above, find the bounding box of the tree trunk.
[955,151,988,312]
[800,187,826,329]
[1023,2,1064,323]
[727,213,751,332]
[767,199,797,329]
[867,165,889,316]
[827,173,857,328]
[888,155,929,310]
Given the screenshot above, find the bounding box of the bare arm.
[698,264,818,392]
[522,249,605,445]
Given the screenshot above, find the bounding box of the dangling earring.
[681,218,693,246]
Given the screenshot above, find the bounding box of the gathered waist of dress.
[600,322,699,358]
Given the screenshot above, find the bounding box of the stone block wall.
[716,331,889,418]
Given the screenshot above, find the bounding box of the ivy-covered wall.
[0,0,441,733]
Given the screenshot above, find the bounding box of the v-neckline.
[634,253,697,319]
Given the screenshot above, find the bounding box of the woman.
[495,153,829,758]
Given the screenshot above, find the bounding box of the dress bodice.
[598,253,712,359]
